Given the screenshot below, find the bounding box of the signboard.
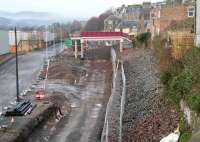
[64,38,72,47]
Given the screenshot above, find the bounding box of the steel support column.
[75,40,78,58]
[120,38,123,52]
[81,39,84,59]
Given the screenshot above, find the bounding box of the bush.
[167,69,193,104]
[169,69,193,96]
[179,132,192,142]
[161,71,172,85]
[183,47,200,83]
[33,48,41,51]
[185,90,200,112]
[136,32,151,47]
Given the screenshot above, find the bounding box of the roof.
[117,20,138,29]
[80,32,128,38]
[105,15,121,21]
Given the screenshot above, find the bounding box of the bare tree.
[83,10,113,31]
[70,20,82,33]
[83,17,101,31]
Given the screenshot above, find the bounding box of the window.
[188,7,195,17]
[158,11,161,18]
[108,20,113,25]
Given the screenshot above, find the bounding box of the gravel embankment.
[122,48,179,142]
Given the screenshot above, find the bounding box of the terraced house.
[150,1,195,38]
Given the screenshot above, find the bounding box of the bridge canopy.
[71,31,131,42]
[71,31,132,58]
[80,32,128,38]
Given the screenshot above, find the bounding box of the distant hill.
[0,17,13,26]
[0,11,70,27]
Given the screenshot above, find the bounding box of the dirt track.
[27,49,112,142]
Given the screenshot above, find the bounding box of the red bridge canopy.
[80,32,128,38]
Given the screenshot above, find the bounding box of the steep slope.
[122,48,179,142]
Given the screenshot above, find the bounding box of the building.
[104,15,122,31]
[0,30,9,55]
[114,3,152,33]
[142,2,151,22]
[9,30,56,52]
[136,2,152,32]
[196,0,200,46]
[115,20,138,36]
[150,4,194,37]
[114,4,142,21]
[114,5,126,19]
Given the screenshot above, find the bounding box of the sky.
[0,0,163,19]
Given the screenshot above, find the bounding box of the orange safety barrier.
[35,89,46,100]
[10,46,16,53]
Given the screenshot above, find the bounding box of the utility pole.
[14,27,20,102]
[53,25,56,52]
[46,25,48,60]
[60,24,63,50]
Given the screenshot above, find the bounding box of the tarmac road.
[0,44,63,108]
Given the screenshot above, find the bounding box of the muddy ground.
[27,48,112,142]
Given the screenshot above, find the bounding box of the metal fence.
[101,48,127,142]
[119,62,126,142]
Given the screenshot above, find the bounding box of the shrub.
[169,69,193,96]
[161,71,172,85]
[168,69,193,104]
[183,47,200,83]
[185,90,200,112]
[183,47,200,67]
[136,32,151,47]
[179,132,192,142]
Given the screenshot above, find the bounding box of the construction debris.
[5,100,35,116]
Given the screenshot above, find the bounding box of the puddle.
[71,102,79,108]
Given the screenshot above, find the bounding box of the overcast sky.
[0,0,163,19]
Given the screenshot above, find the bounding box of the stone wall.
[180,100,200,131]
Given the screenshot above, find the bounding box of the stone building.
[114,4,142,21]
[115,20,138,36]
[113,2,152,33]
[104,15,122,31]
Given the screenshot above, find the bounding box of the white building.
[42,31,56,42]
[0,30,9,55]
[9,30,56,46]
[196,0,200,46]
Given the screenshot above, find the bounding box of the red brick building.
[150,5,194,37]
